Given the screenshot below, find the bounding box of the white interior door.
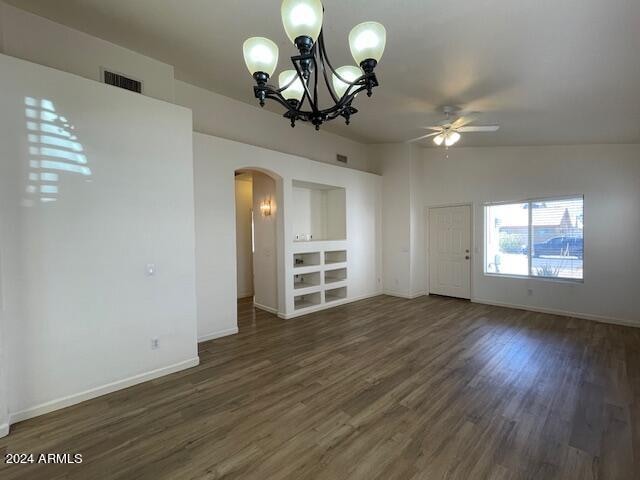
[429,205,471,299]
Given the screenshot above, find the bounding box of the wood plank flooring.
[1,295,639,479]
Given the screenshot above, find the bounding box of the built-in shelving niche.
[292,180,346,242]
[294,292,321,310]
[325,286,347,303]
[325,250,347,265]
[294,271,321,289]
[324,268,347,284]
[294,252,321,268]
[291,248,348,314]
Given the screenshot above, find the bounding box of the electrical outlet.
[146,263,156,276]
[527,289,533,296]
[151,338,159,350]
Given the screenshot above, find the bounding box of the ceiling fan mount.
[408,106,499,147]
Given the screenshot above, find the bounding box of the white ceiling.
[8,0,640,146]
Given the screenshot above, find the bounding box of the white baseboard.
[0,423,9,438]
[253,302,278,314]
[198,327,239,343]
[279,292,383,319]
[8,357,200,427]
[382,290,427,299]
[472,298,639,328]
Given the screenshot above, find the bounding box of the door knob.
[465,255,470,260]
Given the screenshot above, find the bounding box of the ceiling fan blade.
[457,125,500,132]
[407,131,440,143]
[450,112,480,129]
[425,126,443,131]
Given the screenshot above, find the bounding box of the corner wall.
[0,53,198,430]
[0,3,175,103]
[375,143,426,298]
[422,144,640,325]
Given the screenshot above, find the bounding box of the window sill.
[483,273,584,284]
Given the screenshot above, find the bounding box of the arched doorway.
[234,167,283,324]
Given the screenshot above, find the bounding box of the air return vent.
[336,154,348,164]
[102,69,142,94]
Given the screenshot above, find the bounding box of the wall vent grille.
[336,154,348,164]
[103,70,142,94]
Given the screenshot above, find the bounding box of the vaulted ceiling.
[7,0,640,146]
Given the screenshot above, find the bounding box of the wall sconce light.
[260,199,272,216]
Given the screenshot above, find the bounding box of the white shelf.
[324,280,348,290]
[293,265,321,275]
[292,239,347,253]
[290,247,349,315]
[325,250,347,264]
[294,291,321,310]
[325,267,347,284]
[293,252,320,269]
[325,286,347,303]
[294,271,321,290]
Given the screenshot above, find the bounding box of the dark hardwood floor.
[1,295,639,479]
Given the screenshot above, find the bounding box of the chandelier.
[242,0,386,130]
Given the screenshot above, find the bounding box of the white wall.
[409,153,426,297]
[252,172,278,311]
[234,176,253,298]
[193,133,382,334]
[0,2,4,53]
[0,291,7,437]
[375,143,426,298]
[378,145,412,296]
[0,2,175,102]
[175,80,378,174]
[0,54,198,431]
[423,144,640,325]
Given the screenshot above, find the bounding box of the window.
[485,196,583,280]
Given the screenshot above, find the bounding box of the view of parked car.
[528,236,583,258]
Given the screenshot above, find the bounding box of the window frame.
[483,194,584,283]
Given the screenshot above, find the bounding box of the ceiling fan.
[408,107,499,147]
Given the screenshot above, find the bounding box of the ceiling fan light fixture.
[433,133,445,146]
[445,131,461,146]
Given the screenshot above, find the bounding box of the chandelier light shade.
[279,70,305,101]
[332,66,363,98]
[434,133,445,146]
[281,0,324,44]
[243,0,385,130]
[243,37,279,76]
[348,22,387,65]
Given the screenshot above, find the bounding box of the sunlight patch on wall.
[23,97,91,206]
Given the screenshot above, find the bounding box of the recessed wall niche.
[292,180,346,242]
